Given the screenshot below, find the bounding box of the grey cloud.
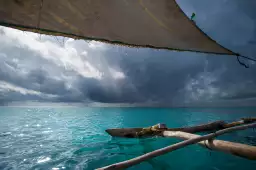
[1,0,256,106]
[0,48,69,95]
[1,33,256,105]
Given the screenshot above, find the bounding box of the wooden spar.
[223,120,245,128]
[223,118,256,128]
[106,118,256,138]
[162,131,256,160]
[167,120,225,133]
[106,120,225,138]
[97,123,256,170]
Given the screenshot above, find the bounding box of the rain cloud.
[1,0,256,106]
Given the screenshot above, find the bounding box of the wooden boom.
[106,120,225,138]
[98,123,256,170]
[100,118,256,170]
[162,131,256,160]
[106,118,256,138]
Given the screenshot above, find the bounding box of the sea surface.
[0,107,255,170]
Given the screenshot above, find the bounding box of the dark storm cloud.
[110,50,205,103]
[1,0,256,106]
[0,47,69,96]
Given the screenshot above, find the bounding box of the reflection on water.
[37,156,51,163]
[0,107,255,170]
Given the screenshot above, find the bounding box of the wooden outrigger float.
[97,118,256,170]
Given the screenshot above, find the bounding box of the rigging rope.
[237,55,249,68]
[236,54,256,68]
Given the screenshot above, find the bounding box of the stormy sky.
[0,0,256,106]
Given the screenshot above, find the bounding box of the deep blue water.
[0,107,255,170]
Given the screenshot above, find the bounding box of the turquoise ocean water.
[0,107,255,170]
